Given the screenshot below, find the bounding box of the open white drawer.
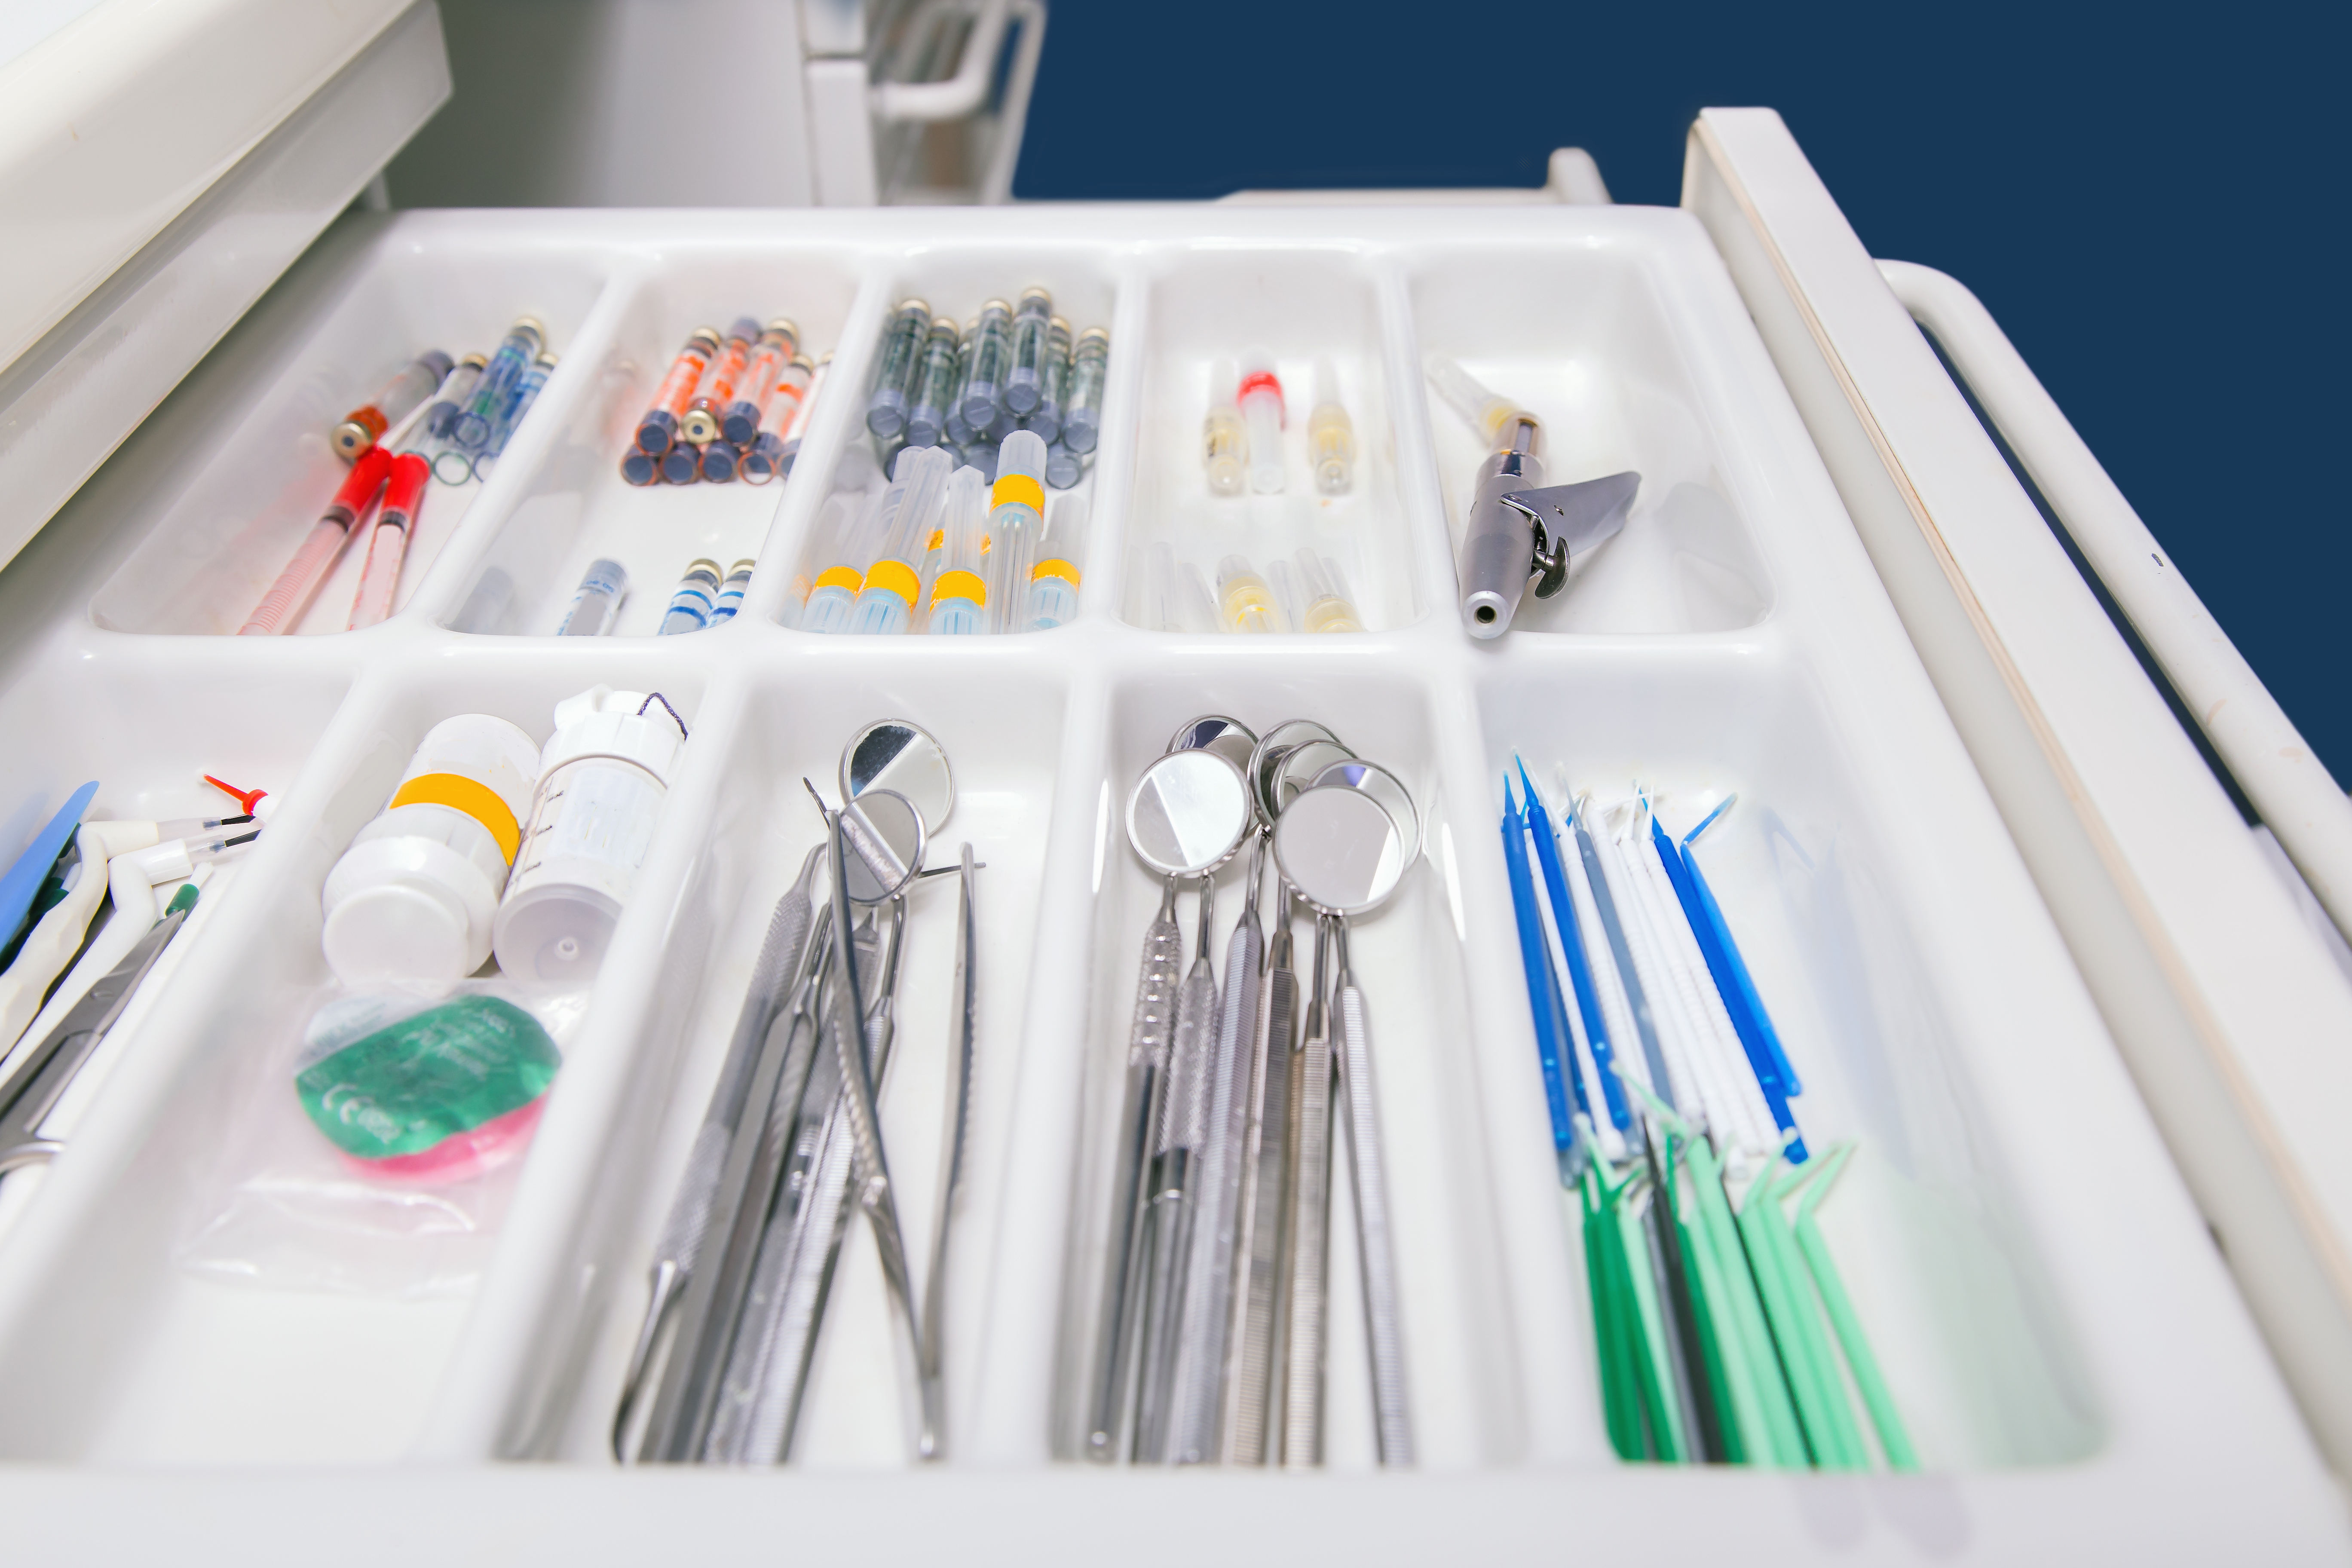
[0,205,2336,1562]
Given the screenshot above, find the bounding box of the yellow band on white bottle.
[815,566,864,594]
[1031,558,1081,586]
[389,772,524,863]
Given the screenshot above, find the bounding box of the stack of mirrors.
[1089,715,1421,1467]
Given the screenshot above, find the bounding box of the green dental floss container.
[295,993,561,1182]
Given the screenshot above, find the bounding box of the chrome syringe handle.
[1461,429,1545,638]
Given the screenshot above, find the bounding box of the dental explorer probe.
[719,903,899,1462]
[1279,916,1336,1468]
[1172,833,1267,1463]
[1087,876,1183,1461]
[1224,864,1297,1463]
[613,848,822,1457]
[1333,921,1414,1464]
[918,844,980,1458]
[1136,873,1217,1461]
[635,898,834,1461]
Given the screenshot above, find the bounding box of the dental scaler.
[1429,357,1641,638]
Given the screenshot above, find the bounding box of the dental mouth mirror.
[1167,714,1259,774]
[1126,749,1252,877]
[806,779,925,903]
[1274,779,1412,919]
[1271,739,1356,816]
[1308,759,1422,864]
[1247,719,1348,828]
[842,719,955,835]
[1270,763,1421,1462]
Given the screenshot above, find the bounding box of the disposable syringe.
[239,446,393,635]
[783,493,856,629]
[985,431,1048,632]
[1026,494,1088,630]
[346,451,432,628]
[333,350,452,462]
[802,446,945,633]
[924,466,992,634]
[848,444,955,633]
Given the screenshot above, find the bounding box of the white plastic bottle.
[321,714,542,983]
[493,686,688,983]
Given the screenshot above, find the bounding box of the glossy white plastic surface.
[0,0,450,576]
[0,205,2335,1560]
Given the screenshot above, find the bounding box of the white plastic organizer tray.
[0,206,2337,1562]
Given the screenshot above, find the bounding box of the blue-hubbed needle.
[1517,761,1631,1133]
[1500,778,1578,1182]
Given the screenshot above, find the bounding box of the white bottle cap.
[539,686,687,785]
[322,835,501,982]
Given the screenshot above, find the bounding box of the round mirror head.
[1274,783,1410,917]
[1273,739,1356,815]
[841,720,954,834]
[1308,758,1421,863]
[1126,750,1251,877]
[1167,714,1259,774]
[1247,719,1348,826]
[839,787,925,903]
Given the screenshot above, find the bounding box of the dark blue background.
[1014,2,2348,782]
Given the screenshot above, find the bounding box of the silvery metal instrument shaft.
[726,906,900,1463]
[1279,915,1337,1468]
[704,911,888,1463]
[821,807,937,1459]
[1136,873,1217,1462]
[613,849,823,1457]
[1334,923,1414,1465]
[636,914,832,1461]
[1223,879,1296,1463]
[1459,410,1544,637]
[1172,836,1266,1463]
[918,844,980,1460]
[1087,877,1183,1462]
